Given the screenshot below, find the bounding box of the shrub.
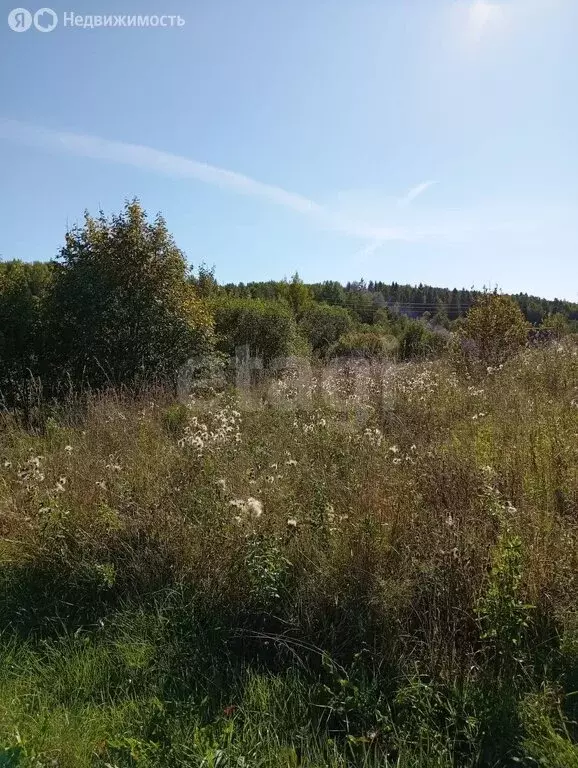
[330,330,397,359]
[541,312,573,340]
[212,297,298,364]
[398,321,446,361]
[44,200,213,390]
[299,303,353,357]
[459,292,529,368]
[0,261,52,407]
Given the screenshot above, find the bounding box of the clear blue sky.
[1,0,577,299]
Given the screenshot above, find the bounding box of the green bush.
[44,200,214,390]
[459,292,529,368]
[0,261,52,407]
[541,312,573,340]
[213,297,298,364]
[398,321,446,361]
[330,330,397,359]
[299,303,353,357]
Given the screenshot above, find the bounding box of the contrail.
[398,180,437,207]
[0,118,416,243]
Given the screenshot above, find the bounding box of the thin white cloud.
[350,181,438,260]
[3,118,559,268]
[398,180,437,207]
[0,118,414,244]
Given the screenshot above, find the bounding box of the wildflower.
[54,476,67,493]
[230,496,264,523]
[179,402,242,454]
[246,497,263,518]
[389,445,399,454]
[287,517,298,528]
[362,428,383,446]
[18,456,45,485]
[64,445,73,454]
[285,458,298,467]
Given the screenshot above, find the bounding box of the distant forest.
[219,277,578,326]
[1,202,577,408]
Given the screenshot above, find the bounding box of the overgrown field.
[1,345,577,767]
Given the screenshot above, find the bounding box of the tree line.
[1,200,576,408]
[220,278,578,327]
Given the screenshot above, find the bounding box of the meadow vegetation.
[1,341,578,766]
[0,202,577,766]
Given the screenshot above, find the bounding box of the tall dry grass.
[0,343,577,766]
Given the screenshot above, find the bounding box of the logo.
[7,7,58,31]
[8,7,32,31]
[34,7,57,31]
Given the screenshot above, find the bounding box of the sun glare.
[466,0,504,44]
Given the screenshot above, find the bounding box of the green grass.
[1,345,577,766]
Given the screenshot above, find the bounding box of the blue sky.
[1,0,577,299]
